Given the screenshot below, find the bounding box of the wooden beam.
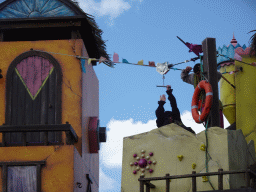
[202,38,220,127]
[0,161,46,166]
[0,19,82,30]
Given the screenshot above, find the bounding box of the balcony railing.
[138,169,256,192]
[0,121,78,146]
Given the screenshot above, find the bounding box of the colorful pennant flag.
[103,60,115,68]
[122,59,129,63]
[138,60,143,65]
[113,53,119,63]
[251,62,256,66]
[177,36,203,56]
[148,61,155,67]
[99,56,107,64]
[81,59,86,73]
[88,58,97,65]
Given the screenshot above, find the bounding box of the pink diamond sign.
[15,56,54,100]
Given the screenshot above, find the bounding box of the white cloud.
[181,110,230,134]
[99,167,116,191]
[99,111,230,168]
[77,0,143,24]
[100,118,156,168]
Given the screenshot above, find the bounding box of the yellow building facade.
[0,0,108,191]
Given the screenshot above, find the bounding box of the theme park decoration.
[191,80,213,123]
[15,56,54,100]
[122,34,256,192]
[121,123,256,192]
[130,150,157,176]
[177,36,203,56]
[0,0,108,190]
[88,117,107,153]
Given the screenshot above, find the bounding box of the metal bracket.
[157,74,167,87]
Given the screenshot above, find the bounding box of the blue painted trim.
[217,43,248,69]
[0,0,77,19]
[81,59,86,73]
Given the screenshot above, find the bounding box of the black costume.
[155,89,195,134]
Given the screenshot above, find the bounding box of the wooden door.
[5,51,62,145]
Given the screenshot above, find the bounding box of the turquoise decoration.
[81,59,86,73]
[216,44,247,70]
[122,59,129,63]
[0,0,77,19]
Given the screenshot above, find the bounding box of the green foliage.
[248,30,256,57]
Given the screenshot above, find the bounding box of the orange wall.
[0,39,87,191]
[0,39,83,154]
[0,145,74,192]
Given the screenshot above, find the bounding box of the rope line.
[218,54,255,66]
[31,49,200,68]
[198,56,215,190]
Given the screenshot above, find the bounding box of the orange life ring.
[191,80,213,123]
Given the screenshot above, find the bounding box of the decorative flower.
[177,155,183,161]
[202,176,208,182]
[200,144,206,151]
[138,159,147,168]
[130,150,157,176]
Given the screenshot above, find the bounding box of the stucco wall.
[0,145,74,192]
[81,40,100,191]
[219,64,236,125]
[0,39,94,191]
[235,56,256,153]
[0,40,83,152]
[121,124,255,192]
[74,146,89,192]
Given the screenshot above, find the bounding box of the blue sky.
[76,0,256,191]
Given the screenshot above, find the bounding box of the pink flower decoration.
[149,169,153,173]
[149,152,153,156]
[138,159,147,168]
[133,170,137,174]
[148,161,152,165]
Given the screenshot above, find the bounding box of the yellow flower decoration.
[177,155,183,161]
[192,163,196,169]
[202,176,208,182]
[200,144,206,151]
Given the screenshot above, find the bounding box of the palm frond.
[84,13,110,61]
[248,30,256,57]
